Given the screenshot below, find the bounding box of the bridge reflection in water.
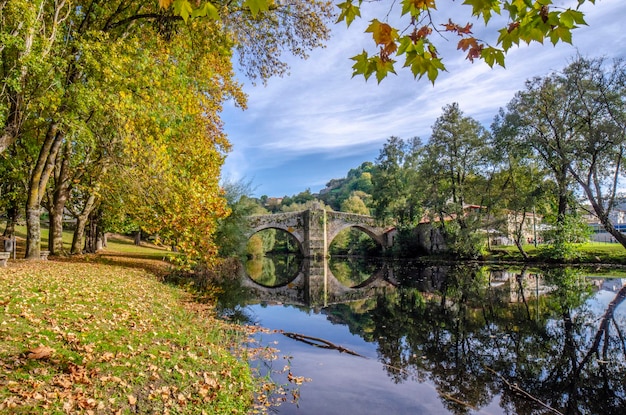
[241,257,395,308]
[241,256,562,310]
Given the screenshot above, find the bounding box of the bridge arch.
[247,211,306,255]
[247,225,305,256]
[326,222,386,248]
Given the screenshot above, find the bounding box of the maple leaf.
[367,20,394,46]
[467,43,484,62]
[442,19,458,32]
[457,37,478,52]
[159,0,173,8]
[336,1,361,26]
[416,26,432,39]
[26,345,54,360]
[458,23,473,35]
[481,46,505,68]
[244,0,270,18]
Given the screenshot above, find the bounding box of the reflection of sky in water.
[247,278,626,415]
[584,278,625,314]
[249,304,454,415]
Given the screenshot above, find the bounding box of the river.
[213,256,626,415]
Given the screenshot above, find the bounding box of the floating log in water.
[282,332,365,357]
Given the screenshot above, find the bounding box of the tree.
[336,0,596,83]
[490,109,553,258]
[560,57,626,247]
[319,162,374,210]
[340,192,370,215]
[371,136,423,226]
[0,0,66,153]
[421,103,490,257]
[214,180,266,258]
[502,56,626,254]
[4,0,332,265]
[291,189,315,205]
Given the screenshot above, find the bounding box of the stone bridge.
[247,207,394,258]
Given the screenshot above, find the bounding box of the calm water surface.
[216,257,626,415]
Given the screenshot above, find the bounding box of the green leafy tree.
[371,136,423,226]
[340,192,370,215]
[490,109,553,258]
[0,0,65,154]
[291,188,316,205]
[319,162,374,210]
[501,56,626,256]
[420,103,490,258]
[214,180,266,258]
[559,57,626,247]
[501,68,577,231]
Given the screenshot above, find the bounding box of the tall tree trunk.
[512,211,530,260]
[0,106,21,154]
[556,167,570,225]
[47,142,72,255]
[25,123,63,259]
[71,215,87,255]
[84,208,102,254]
[71,193,99,254]
[2,204,19,238]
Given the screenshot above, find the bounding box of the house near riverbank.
[415,205,544,252]
[489,210,544,246]
[581,202,626,243]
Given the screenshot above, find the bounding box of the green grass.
[488,241,626,265]
[10,224,173,259]
[0,258,261,414]
[0,231,290,414]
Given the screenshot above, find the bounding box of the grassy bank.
[487,241,626,265]
[0,244,267,413]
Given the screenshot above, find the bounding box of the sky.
[220,0,626,198]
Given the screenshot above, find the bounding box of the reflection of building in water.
[489,270,555,303]
[596,278,626,292]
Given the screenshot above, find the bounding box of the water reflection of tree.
[364,265,626,414]
[245,255,301,287]
[329,257,380,287]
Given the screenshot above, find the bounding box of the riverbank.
[486,241,626,266]
[0,244,273,414]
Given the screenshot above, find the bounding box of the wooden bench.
[40,250,50,260]
[0,252,9,267]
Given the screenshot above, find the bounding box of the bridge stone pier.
[247,206,393,258]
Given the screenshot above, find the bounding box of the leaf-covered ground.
[0,258,258,414]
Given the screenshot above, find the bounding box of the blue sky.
[221,0,626,198]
